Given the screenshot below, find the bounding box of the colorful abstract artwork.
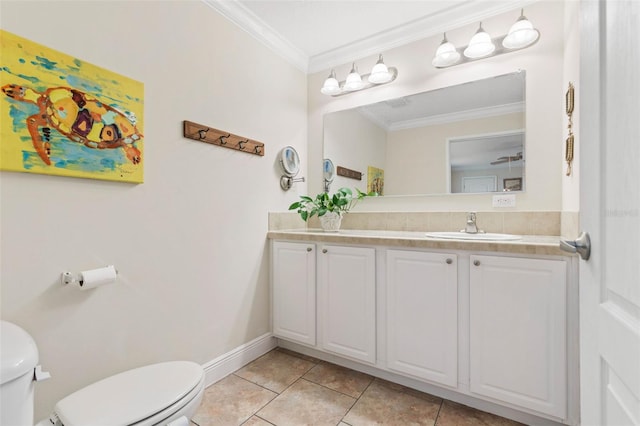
[0,30,144,183]
[367,166,384,195]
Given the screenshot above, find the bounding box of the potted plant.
[289,187,376,231]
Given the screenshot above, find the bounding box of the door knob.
[559,231,591,260]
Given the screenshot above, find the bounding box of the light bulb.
[464,23,495,59]
[343,63,364,92]
[320,69,341,96]
[503,10,540,49]
[368,54,392,84]
[432,33,460,68]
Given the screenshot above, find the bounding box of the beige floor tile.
[241,416,274,426]
[257,379,356,426]
[435,400,526,426]
[275,347,322,364]
[343,378,442,426]
[192,374,276,426]
[303,361,373,398]
[234,349,316,393]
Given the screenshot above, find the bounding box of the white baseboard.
[202,333,277,387]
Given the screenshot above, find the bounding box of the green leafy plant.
[289,187,376,221]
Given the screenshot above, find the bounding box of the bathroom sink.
[424,231,522,241]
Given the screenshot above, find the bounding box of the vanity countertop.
[267,229,571,257]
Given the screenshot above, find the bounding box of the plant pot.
[319,211,343,232]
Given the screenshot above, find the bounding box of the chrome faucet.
[461,212,484,234]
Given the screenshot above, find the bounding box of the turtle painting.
[1,84,143,166]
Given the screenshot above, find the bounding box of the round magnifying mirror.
[323,158,335,182]
[280,146,300,177]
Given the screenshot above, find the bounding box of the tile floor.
[191,348,525,426]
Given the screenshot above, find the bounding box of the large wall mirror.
[323,71,526,196]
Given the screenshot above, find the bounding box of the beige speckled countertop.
[267,229,572,257]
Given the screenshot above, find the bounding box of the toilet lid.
[55,361,203,426]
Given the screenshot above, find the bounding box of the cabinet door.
[386,250,458,387]
[272,241,316,346]
[318,245,376,363]
[469,255,567,418]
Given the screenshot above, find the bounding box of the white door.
[386,250,457,387]
[461,176,497,193]
[318,245,376,363]
[578,1,640,425]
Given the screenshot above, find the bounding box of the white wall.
[0,0,307,421]
[324,109,386,193]
[385,113,524,195]
[307,1,565,211]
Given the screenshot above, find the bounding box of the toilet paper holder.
[61,265,118,289]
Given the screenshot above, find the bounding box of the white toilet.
[1,321,205,426]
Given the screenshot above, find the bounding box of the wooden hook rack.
[337,166,362,180]
[183,120,265,157]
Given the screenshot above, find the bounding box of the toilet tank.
[1,321,40,426]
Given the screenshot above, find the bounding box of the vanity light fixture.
[344,63,365,92]
[433,9,540,69]
[432,33,461,68]
[502,9,540,49]
[463,23,495,59]
[320,55,398,97]
[368,54,394,84]
[320,70,341,96]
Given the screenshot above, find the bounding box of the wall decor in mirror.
[323,71,525,196]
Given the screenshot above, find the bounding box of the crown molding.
[202,0,309,73]
[203,0,537,75]
[308,0,538,73]
[360,102,525,132]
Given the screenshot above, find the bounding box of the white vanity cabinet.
[385,249,458,387]
[270,234,575,425]
[271,241,316,346]
[469,254,567,419]
[318,244,376,364]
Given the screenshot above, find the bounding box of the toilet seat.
[54,361,204,426]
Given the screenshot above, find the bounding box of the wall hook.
[219,134,230,145]
[254,145,262,154]
[198,128,209,139]
[238,139,248,150]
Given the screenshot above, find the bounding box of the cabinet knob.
[322,249,328,253]
[446,258,453,264]
[307,247,312,252]
[473,260,481,266]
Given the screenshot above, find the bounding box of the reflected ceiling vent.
[385,97,410,108]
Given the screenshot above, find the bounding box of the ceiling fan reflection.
[491,151,523,165]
